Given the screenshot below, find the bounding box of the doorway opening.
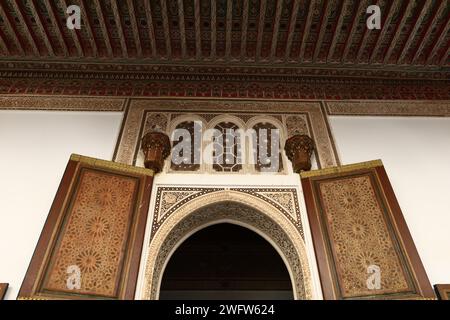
[159,223,294,300]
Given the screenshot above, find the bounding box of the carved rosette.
[141,131,171,173]
[284,135,315,173]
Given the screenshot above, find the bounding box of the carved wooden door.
[19,155,154,300]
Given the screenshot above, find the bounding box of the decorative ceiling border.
[1,61,448,81]
[0,95,126,111]
[1,96,449,118]
[0,79,448,100]
[0,64,449,101]
[325,101,450,117]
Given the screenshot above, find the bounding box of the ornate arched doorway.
[140,190,314,300]
[159,223,294,300]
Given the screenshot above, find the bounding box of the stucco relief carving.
[0,95,126,111]
[326,101,450,116]
[150,187,225,240]
[142,190,313,300]
[114,99,340,169]
[285,115,309,137]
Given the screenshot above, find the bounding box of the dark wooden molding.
[0,283,8,300]
[435,284,450,300]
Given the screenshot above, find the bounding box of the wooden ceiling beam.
[298,0,315,63]
[143,0,157,57]
[60,0,84,57]
[9,0,40,56]
[397,0,433,65]
[439,45,449,66]
[356,0,383,63]
[93,0,113,58]
[313,0,332,62]
[211,0,217,59]
[177,0,187,58]
[29,0,55,56]
[326,0,346,62]
[284,0,300,61]
[127,0,142,57]
[160,0,172,58]
[425,17,450,65]
[0,30,10,55]
[411,0,447,64]
[240,0,250,60]
[342,0,369,62]
[225,0,233,59]
[383,0,415,64]
[194,0,202,59]
[110,0,128,58]
[0,2,25,56]
[80,0,98,57]
[269,0,283,61]
[255,0,267,61]
[369,0,400,63]
[43,0,69,57]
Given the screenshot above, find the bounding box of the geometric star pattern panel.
[301,160,436,300]
[18,154,155,300]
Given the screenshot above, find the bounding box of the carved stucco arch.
[142,190,313,300]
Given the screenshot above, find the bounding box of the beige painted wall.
[0,111,123,299]
[330,116,450,288]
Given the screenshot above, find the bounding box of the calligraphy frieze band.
[19,155,154,300]
[301,160,435,299]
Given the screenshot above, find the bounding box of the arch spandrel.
[141,190,313,300]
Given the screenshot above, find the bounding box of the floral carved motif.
[285,135,315,173]
[141,131,171,173]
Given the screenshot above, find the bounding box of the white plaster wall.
[0,111,123,300]
[1,110,448,300]
[330,116,450,287]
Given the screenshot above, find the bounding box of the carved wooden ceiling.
[0,0,448,99]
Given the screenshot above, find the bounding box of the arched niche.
[159,223,295,300]
[141,190,313,300]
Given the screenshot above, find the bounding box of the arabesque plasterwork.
[113,99,339,169]
[0,95,126,111]
[0,95,448,117]
[151,187,304,241]
[141,190,313,300]
[326,100,450,116]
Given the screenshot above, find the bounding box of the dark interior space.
[160,223,294,300]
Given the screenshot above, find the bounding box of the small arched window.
[171,121,201,171]
[212,122,243,173]
[252,122,283,173]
